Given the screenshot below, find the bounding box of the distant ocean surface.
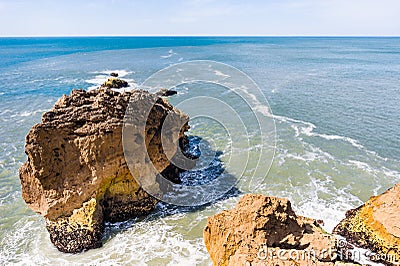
[0,37,399,265]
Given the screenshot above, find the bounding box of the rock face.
[101,77,129,89]
[204,194,356,266]
[334,184,400,265]
[19,88,189,253]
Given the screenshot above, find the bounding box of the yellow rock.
[333,183,400,265]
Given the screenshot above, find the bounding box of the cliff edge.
[204,194,358,266]
[334,184,400,265]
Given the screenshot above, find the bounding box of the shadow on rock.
[102,135,242,242]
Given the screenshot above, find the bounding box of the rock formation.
[101,77,129,89]
[19,88,189,253]
[334,184,400,265]
[155,88,178,97]
[204,194,357,266]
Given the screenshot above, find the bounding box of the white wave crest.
[273,114,364,149]
[161,49,177,59]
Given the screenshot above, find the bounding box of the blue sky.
[0,0,399,36]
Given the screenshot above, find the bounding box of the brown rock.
[19,88,189,253]
[333,184,400,265]
[204,194,356,266]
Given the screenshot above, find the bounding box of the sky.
[0,0,399,36]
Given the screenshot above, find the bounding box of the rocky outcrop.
[204,194,357,266]
[334,184,400,265]
[110,72,118,77]
[155,88,178,97]
[101,77,128,89]
[19,88,189,253]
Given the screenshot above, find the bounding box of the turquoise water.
[0,37,399,265]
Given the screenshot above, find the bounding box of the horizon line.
[1,35,399,38]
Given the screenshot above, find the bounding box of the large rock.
[19,88,189,253]
[334,184,400,265]
[204,194,356,266]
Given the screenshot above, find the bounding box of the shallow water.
[0,37,399,265]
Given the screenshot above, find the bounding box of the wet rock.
[19,88,189,253]
[155,88,177,97]
[110,72,118,77]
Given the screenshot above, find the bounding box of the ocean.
[0,37,399,265]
